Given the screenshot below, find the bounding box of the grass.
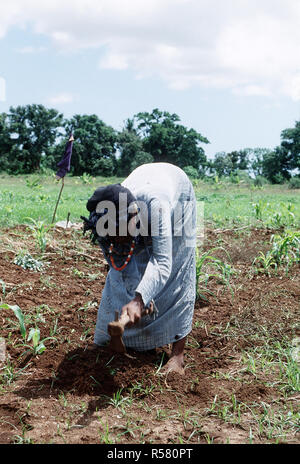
[207,348,299,442]
[0,173,300,229]
[0,173,124,226]
[195,181,300,229]
[242,339,300,394]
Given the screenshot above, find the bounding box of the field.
[0,173,299,444]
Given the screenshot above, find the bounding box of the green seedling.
[253,230,300,275]
[103,388,131,409]
[268,203,296,228]
[72,268,85,278]
[25,217,52,253]
[253,200,267,221]
[129,380,156,398]
[19,327,57,356]
[271,231,300,267]
[24,328,45,355]
[195,246,234,300]
[20,327,56,356]
[0,304,26,340]
[0,358,30,386]
[80,172,94,185]
[252,251,278,276]
[0,303,56,356]
[98,420,114,444]
[25,177,43,190]
[3,205,13,216]
[154,351,166,375]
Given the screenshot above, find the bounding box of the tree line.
[0,104,299,184]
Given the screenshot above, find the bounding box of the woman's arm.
[135,198,173,306]
[121,198,173,323]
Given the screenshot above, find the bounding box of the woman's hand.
[121,293,144,327]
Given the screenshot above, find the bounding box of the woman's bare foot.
[161,336,186,375]
[162,355,185,375]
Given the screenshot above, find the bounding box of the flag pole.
[51,177,65,224]
[51,132,74,225]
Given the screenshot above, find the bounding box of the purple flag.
[56,133,74,179]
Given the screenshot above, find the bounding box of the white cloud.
[285,74,300,102]
[1,0,300,99]
[100,53,129,71]
[15,45,47,54]
[232,85,273,98]
[47,92,74,105]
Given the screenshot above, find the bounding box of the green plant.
[23,328,45,355]
[14,250,45,272]
[72,267,85,278]
[3,205,13,216]
[253,200,267,221]
[26,218,51,253]
[288,177,300,189]
[252,251,278,276]
[103,388,131,409]
[0,303,56,356]
[80,172,94,185]
[270,230,300,270]
[205,433,214,444]
[0,359,29,386]
[25,177,43,190]
[18,327,57,357]
[0,304,26,339]
[129,379,156,398]
[183,166,199,179]
[98,420,114,444]
[253,231,300,275]
[195,247,235,300]
[269,208,295,228]
[272,341,300,393]
[154,351,166,375]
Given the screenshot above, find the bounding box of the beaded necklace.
[108,238,136,271]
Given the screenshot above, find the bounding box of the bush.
[183,165,199,179]
[254,175,269,187]
[272,173,286,184]
[288,177,300,189]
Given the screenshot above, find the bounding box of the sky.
[0,0,300,158]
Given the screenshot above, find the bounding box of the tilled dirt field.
[0,225,299,444]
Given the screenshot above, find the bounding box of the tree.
[227,150,249,171]
[133,109,209,174]
[53,114,118,176]
[261,146,291,183]
[246,148,274,177]
[5,104,63,173]
[0,113,11,172]
[211,152,234,176]
[117,119,153,176]
[210,149,250,177]
[280,120,300,172]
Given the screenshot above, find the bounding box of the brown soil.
[0,225,299,444]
